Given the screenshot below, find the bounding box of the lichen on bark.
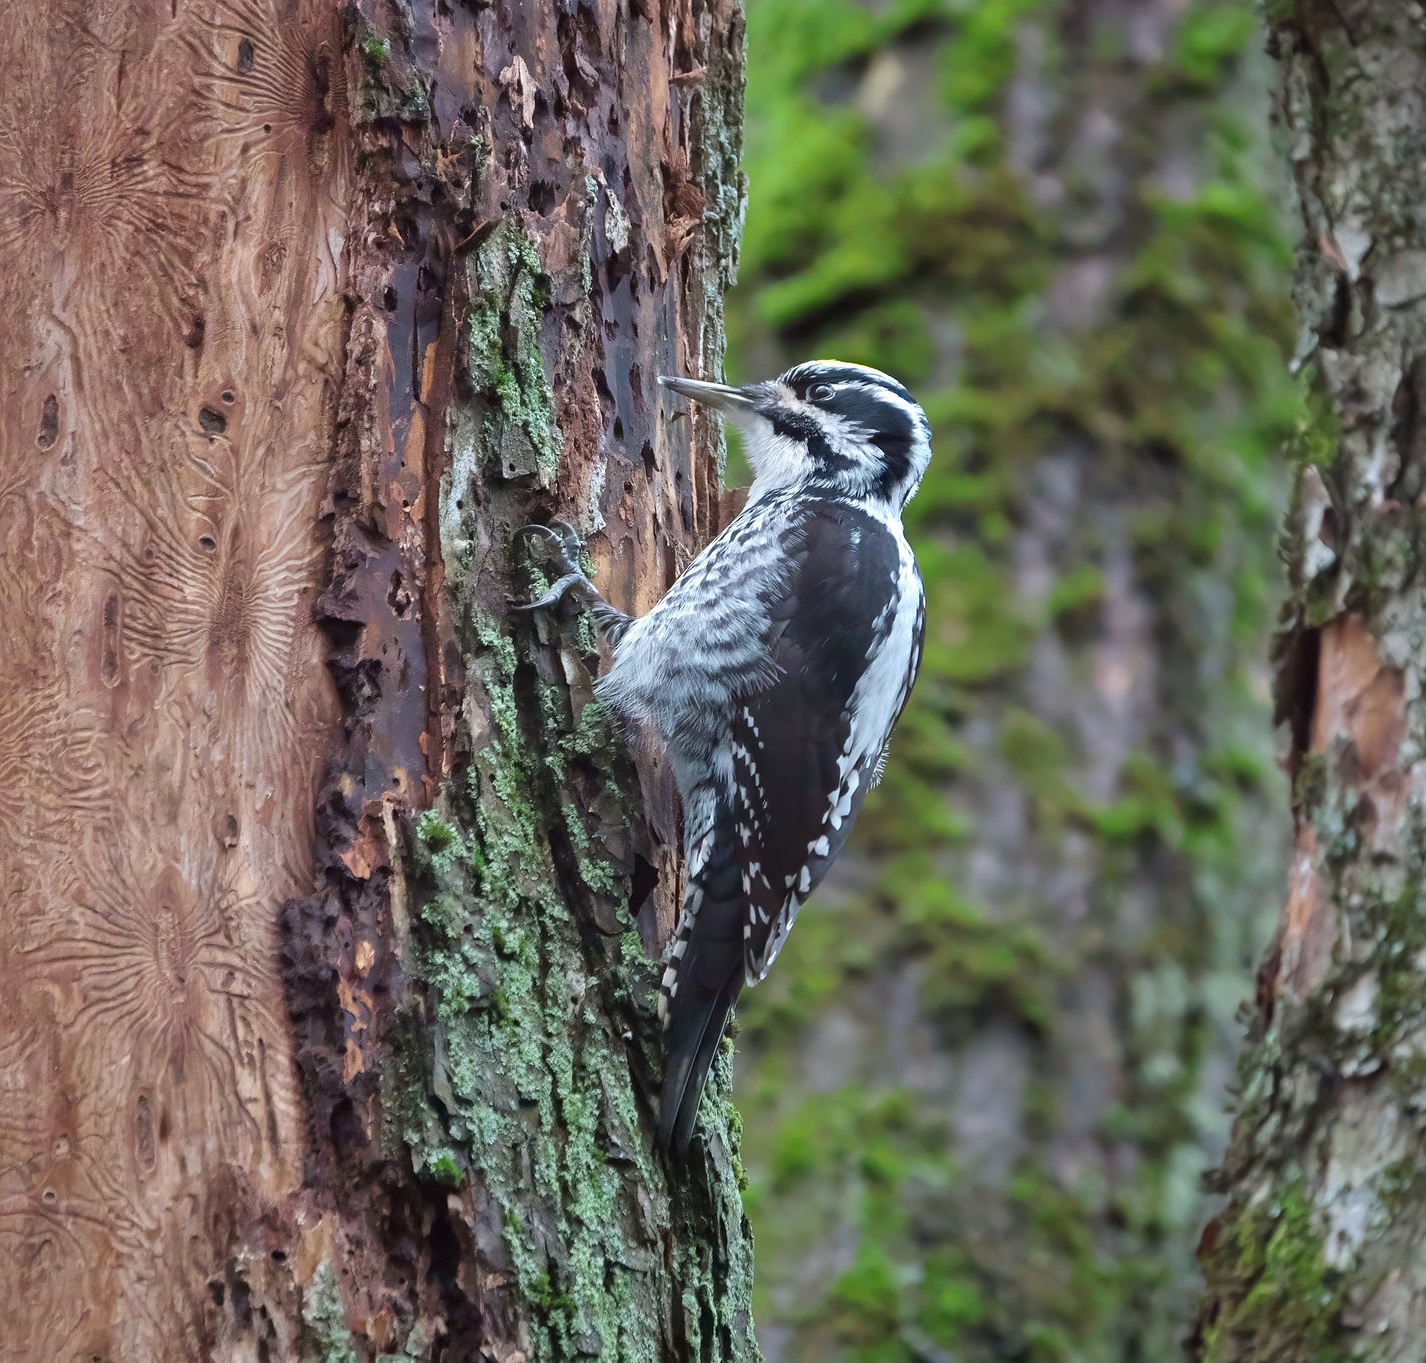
[286,1,759,1360]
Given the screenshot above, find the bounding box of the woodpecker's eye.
[807,382,835,402]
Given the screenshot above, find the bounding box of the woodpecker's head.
[658,360,932,509]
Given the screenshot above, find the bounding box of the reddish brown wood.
[0,1,348,1356]
[1,0,751,1357]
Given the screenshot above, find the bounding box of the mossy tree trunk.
[1195,6,1426,1359]
[727,2,1298,1358]
[0,2,753,1360]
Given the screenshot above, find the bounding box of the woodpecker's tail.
[657,811,745,1155]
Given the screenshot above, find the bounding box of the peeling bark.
[1196,6,1426,1360]
[0,2,753,1360]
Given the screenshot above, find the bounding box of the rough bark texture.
[0,2,753,1360]
[726,3,1299,1359]
[1195,5,1426,1361]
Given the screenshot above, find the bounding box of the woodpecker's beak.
[657,375,757,415]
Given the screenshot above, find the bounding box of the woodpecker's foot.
[513,522,636,642]
[515,570,601,613]
[513,521,594,612]
[518,520,585,577]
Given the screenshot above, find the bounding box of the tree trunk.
[727,3,1299,1358]
[1195,5,1426,1360]
[0,3,754,1360]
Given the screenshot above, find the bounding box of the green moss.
[302,1263,359,1363]
[1293,751,1329,817]
[908,908,1056,1034]
[349,20,431,125]
[423,1149,464,1186]
[1078,750,1187,848]
[1047,564,1105,623]
[997,709,1071,813]
[415,809,458,856]
[1200,1190,1345,1362]
[826,1241,905,1349]
[1367,886,1426,1056]
[918,1259,987,1344]
[930,543,1037,683]
[1171,6,1259,88]
[939,0,1044,114]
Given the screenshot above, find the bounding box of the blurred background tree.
[724,2,1304,1358]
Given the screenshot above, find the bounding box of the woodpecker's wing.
[731,502,919,982]
[656,502,923,1152]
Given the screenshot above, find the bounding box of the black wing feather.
[736,506,902,974]
[657,817,743,1153]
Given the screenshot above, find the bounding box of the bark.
[1194,5,1426,1361]
[0,3,753,1361]
[728,3,1297,1358]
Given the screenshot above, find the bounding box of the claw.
[514,520,596,614]
[512,571,594,613]
[544,518,583,554]
[516,520,585,578]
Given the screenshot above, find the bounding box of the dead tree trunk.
[1195,6,1426,1360]
[0,2,753,1360]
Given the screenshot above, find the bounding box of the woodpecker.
[518,361,930,1153]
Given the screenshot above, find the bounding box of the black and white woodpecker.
[518,361,931,1153]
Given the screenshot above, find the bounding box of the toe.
[513,571,590,614]
[516,521,585,578]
